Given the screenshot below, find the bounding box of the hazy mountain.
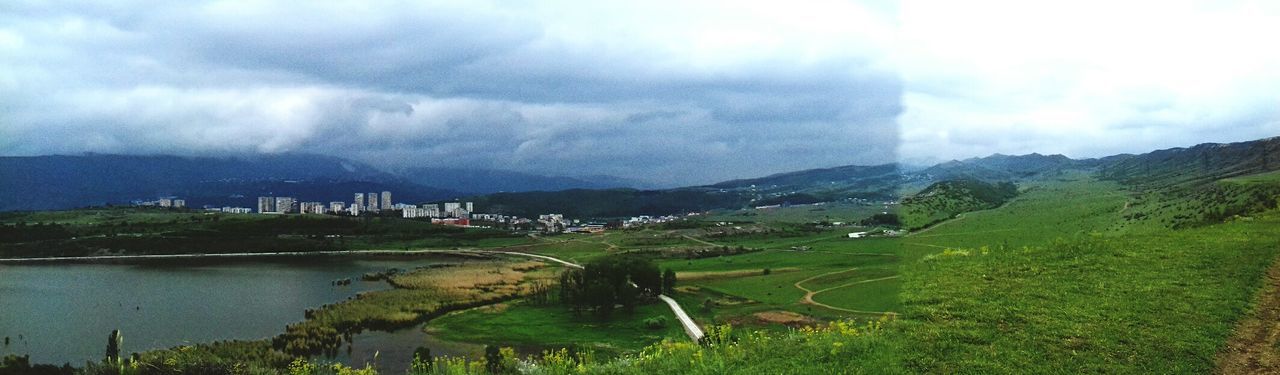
[7,135,1279,215]
[397,167,654,195]
[919,153,1085,181]
[709,164,901,191]
[1099,136,1280,188]
[0,154,458,211]
[464,136,1280,218]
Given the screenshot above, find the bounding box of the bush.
[643,316,668,330]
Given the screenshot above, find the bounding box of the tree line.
[557,255,676,318]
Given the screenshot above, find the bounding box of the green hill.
[899,179,1018,230]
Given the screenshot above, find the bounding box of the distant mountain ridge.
[461,136,1280,218]
[397,167,654,195]
[4,135,1278,214]
[0,154,459,211]
[919,153,1089,182]
[1099,137,1280,188]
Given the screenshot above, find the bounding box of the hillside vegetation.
[899,179,1018,230]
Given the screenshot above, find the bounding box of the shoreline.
[0,249,511,264]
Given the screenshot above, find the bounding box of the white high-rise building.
[258,197,275,213]
[330,201,345,213]
[381,191,392,211]
[421,204,440,218]
[443,202,461,215]
[309,202,326,214]
[275,197,296,214]
[354,193,364,211]
[465,202,474,212]
[368,192,379,211]
[172,199,185,208]
[300,202,325,214]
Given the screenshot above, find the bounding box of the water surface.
[0,256,452,365]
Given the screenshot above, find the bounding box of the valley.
[3,137,1280,374]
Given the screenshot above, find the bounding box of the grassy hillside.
[899,179,1018,230]
[1100,136,1280,189]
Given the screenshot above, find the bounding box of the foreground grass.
[898,213,1280,372]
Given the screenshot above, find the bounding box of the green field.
[427,300,688,356]
[702,201,889,224]
[0,207,534,257]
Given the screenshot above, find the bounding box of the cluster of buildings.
[401,201,474,219]
[256,191,400,216]
[207,206,253,214]
[126,191,699,235]
[621,214,692,228]
[135,197,186,208]
[251,191,497,228]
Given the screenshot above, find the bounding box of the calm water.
[0,256,455,366]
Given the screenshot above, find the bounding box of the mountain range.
[2,136,1277,214]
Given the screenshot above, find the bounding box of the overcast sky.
[3,1,1279,185]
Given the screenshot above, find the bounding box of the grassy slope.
[885,173,1279,373]
[557,173,1280,373]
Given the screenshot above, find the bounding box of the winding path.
[681,234,720,247]
[793,268,900,316]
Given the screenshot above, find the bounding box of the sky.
[2,1,1279,186]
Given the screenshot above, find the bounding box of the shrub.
[643,316,668,330]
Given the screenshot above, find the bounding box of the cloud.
[12,0,1275,187]
[896,0,1280,161]
[0,0,901,186]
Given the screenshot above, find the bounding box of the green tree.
[662,268,677,294]
[105,329,122,364]
[484,345,501,374]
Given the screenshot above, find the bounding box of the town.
[134,191,693,234]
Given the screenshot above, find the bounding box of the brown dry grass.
[676,267,801,281]
[391,260,551,298]
[753,310,814,326]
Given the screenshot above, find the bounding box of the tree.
[662,268,677,294]
[413,346,432,367]
[105,330,122,364]
[484,345,502,374]
[559,254,663,318]
[629,259,662,294]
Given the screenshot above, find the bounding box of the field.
[0,207,533,257]
[427,300,689,356]
[701,201,889,224]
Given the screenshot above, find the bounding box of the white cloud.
[898,0,1280,161]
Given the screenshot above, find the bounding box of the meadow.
[424,171,1280,373]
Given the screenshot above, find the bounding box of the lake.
[0,255,465,367]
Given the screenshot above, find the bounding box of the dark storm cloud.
[0,1,902,185]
